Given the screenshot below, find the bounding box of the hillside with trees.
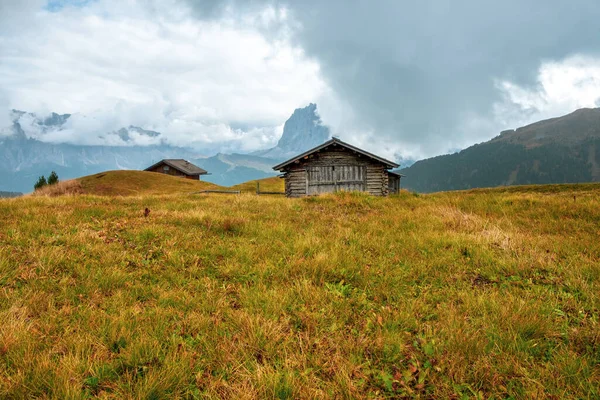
[400,108,600,192]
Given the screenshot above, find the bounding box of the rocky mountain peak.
[276,103,329,151]
[43,112,71,127]
[255,103,330,159]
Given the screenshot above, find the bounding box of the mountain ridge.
[5,104,596,194]
[491,107,600,147]
[0,104,334,192]
[399,107,600,192]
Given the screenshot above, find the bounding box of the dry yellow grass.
[29,179,84,197]
[77,170,223,196]
[1,182,599,398]
[230,177,285,194]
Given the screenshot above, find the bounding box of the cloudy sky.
[1,0,600,159]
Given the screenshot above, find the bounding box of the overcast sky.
[1,0,600,159]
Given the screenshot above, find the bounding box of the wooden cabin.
[144,159,207,180]
[388,171,404,194]
[273,138,401,197]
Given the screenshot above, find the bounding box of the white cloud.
[0,0,46,34]
[240,0,600,160]
[13,107,284,153]
[344,55,600,160]
[0,90,11,133]
[2,1,600,161]
[493,55,600,132]
[314,53,600,161]
[430,55,600,158]
[0,0,325,152]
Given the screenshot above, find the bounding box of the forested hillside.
[400,108,600,192]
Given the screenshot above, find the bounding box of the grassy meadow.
[230,177,285,194]
[1,174,599,398]
[78,171,223,196]
[30,171,224,198]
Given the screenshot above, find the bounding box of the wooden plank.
[194,190,240,194]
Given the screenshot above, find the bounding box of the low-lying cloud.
[0,0,323,153]
[185,0,600,158]
[2,0,600,160]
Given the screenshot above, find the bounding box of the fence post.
[256,181,260,195]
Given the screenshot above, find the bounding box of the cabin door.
[388,175,399,194]
[306,165,365,195]
[306,166,336,195]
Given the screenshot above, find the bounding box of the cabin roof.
[144,159,207,175]
[273,137,400,171]
[388,171,405,177]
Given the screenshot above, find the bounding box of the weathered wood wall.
[282,146,390,197]
[147,164,198,180]
[283,169,307,197]
[388,175,400,194]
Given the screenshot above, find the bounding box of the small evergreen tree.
[34,176,47,191]
[47,171,59,185]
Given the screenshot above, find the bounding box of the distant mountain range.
[0,104,331,192]
[0,191,22,198]
[399,108,600,192]
[4,104,599,194]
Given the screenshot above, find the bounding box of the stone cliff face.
[255,103,330,160]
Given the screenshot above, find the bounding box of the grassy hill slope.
[32,170,224,197]
[230,176,285,193]
[79,170,223,195]
[1,185,599,398]
[33,171,281,197]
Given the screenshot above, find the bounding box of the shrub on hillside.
[34,176,47,191]
[47,171,59,185]
[31,179,83,197]
[34,171,60,191]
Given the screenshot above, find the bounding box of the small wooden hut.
[388,171,404,194]
[273,138,401,197]
[144,159,207,180]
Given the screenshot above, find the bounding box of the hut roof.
[388,171,405,177]
[144,159,207,176]
[273,137,400,171]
